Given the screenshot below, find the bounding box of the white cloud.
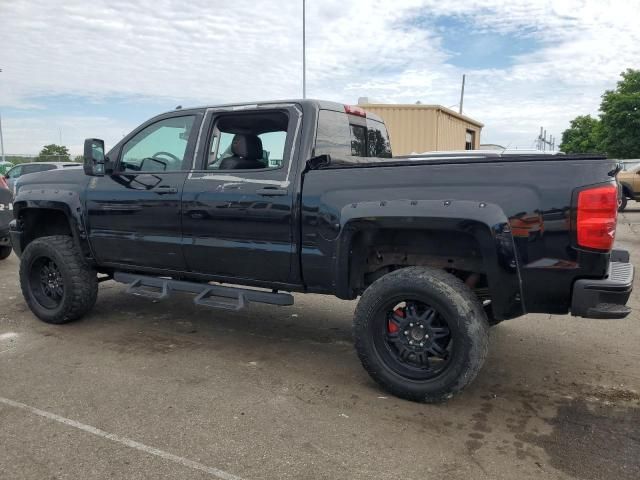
[0,0,639,153]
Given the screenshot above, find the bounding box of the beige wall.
[435,110,482,151]
[360,104,483,155]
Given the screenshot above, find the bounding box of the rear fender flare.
[333,199,524,320]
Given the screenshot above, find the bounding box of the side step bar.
[113,272,294,311]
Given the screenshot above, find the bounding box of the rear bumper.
[571,252,634,319]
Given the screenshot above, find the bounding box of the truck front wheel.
[353,267,489,403]
[19,235,98,324]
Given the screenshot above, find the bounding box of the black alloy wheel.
[376,300,453,380]
[28,256,65,309]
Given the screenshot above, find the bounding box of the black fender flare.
[12,190,93,261]
[332,199,525,320]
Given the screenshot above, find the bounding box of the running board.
[113,272,294,311]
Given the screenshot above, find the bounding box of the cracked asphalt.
[0,211,639,479]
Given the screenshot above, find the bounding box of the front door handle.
[154,185,178,194]
[256,187,287,196]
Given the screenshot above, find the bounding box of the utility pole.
[459,74,466,114]
[302,0,306,99]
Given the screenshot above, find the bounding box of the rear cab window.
[314,108,392,165]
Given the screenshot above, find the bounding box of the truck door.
[181,107,300,283]
[86,113,201,270]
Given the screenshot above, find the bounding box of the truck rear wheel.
[353,266,489,403]
[0,246,11,260]
[618,194,628,212]
[19,235,98,324]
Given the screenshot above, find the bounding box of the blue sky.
[429,16,541,70]
[0,0,638,155]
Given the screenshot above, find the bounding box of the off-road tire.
[353,266,489,403]
[20,235,98,324]
[0,246,11,260]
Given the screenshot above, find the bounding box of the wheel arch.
[333,199,524,320]
[13,198,92,261]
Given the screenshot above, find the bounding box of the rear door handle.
[256,187,287,196]
[154,185,178,194]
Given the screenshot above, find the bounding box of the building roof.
[357,102,484,128]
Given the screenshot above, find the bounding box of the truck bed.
[301,154,618,317]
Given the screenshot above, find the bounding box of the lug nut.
[419,342,424,347]
[409,340,413,345]
[419,325,424,329]
[409,323,414,327]
[404,330,409,335]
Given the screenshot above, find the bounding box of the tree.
[599,69,640,158]
[38,144,70,162]
[559,115,603,154]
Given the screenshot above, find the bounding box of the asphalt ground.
[0,211,639,479]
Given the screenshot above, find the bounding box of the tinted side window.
[121,115,195,172]
[350,124,366,156]
[314,110,352,161]
[366,119,392,158]
[315,110,392,164]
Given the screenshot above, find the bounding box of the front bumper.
[571,251,634,319]
[8,220,22,257]
[0,226,10,247]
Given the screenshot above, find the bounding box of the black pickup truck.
[9,100,634,402]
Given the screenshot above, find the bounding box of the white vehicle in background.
[4,162,81,194]
[409,149,564,157]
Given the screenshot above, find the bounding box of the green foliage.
[559,115,603,154]
[0,161,14,175]
[599,69,640,158]
[560,69,640,158]
[37,144,70,162]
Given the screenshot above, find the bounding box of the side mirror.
[83,138,106,176]
[306,154,331,171]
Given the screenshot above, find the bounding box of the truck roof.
[159,99,386,123]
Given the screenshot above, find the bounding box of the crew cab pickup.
[9,100,634,403]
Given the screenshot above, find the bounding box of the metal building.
[357,101,484,156]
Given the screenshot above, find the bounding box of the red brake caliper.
[388,308,404,333]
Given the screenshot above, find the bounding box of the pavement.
[0,211,639,480]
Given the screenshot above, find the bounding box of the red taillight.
[576,184,618,250]
[344,104,367,118]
